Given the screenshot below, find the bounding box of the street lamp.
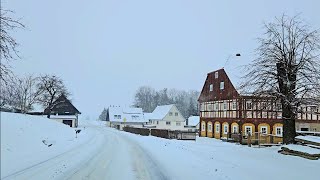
[223,53,241,68]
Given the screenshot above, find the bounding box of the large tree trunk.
[282,103,296,144]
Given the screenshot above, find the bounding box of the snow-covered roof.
[29,104,44,113]
[108,106,147,123]
[149,105,174,120]
[143,113,153,121]
[187,116,200,126]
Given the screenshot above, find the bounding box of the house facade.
[44,94,81,128]
[146,104,186,131]
[198,69,320,144]
[106,106,148,130]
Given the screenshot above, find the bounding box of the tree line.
[133,86,200,118]
[1,74,70,114]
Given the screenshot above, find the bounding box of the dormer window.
[215,72,219,79]
[209,84,213,91]
[220,81,224,90]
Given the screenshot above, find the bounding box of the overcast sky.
[4,0,320,119]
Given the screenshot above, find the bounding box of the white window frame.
[176,122,181,126]
[260,126,267,134]
[223,102,227,110]
[175,112,178,116]
[247,102,252,110]
[223,124,228,134]
[208,123,212,132]
[276,127,283,136]
[232,126,238,133]
[220,81,224,90]
[232,102,237,110]
[166,121,171,125]
[202,122,206,131]
[209,84,213,91]
[215,72,219,79]
[216,124,220,133]
[169,112,173,116]
[245,126,252,136]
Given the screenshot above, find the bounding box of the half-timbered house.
[198,69,320,144]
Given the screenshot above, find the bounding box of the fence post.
[248,133,251,147]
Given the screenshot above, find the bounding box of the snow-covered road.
[2,120,320,180]
[2,123,168,180]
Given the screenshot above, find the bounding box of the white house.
[147,104,186,130]
[184,116,200,132]
[106,106,148,130]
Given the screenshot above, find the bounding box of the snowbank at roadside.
[0,112,91,178]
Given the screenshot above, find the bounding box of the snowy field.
[1,112,319,180]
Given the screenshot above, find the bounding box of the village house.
[198,68,320,144]
[106,106,148,130]
[146,104,187,131]
[43,94,81,128]
[184,116,200,132]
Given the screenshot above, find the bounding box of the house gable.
[44,95,81,115]
[162,105,186,122]
[198,69,239,103]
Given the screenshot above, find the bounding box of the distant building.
[185,116,200,132]
[106,106,148,130]
[44,94,81,128]
[198,68,320,144]
[146,104,187,131]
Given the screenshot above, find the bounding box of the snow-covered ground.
[1,112,319,180]
[0,112,95,179]
[296,135,320,143]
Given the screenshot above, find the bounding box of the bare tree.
[241,15,320,144]
[134,86,156,112]
[0,8,25,82]
[14,75,42,113]
[0,75,41,113]
[37,75,70,118]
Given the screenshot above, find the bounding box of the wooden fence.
[123,127,150,136]
[123,127,196,140]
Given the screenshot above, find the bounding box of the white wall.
[51,118,76,128]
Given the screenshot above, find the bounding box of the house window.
[215,72,219,79]
[132,115,139,120]
[176,122,181,126]
[175,112,178,116]
[276,127,283,136]
[232,102,237,110]
[216,124,220,132]
[157,121,159,125]
[166,121,171,125]
[210,84,213,91]
[220,81,224,90]
[207,123,212,132]
[245,126,252,136]
[223,102,227,110]
[233,126,238,133]
[260,126,267,134]
[262,102,267,110]
[276,104,282,111]
[114,115,121,119]
[224,124,228,134]
[247,102,252,109]
[202,122,206,131]
[169,112,173,116]
[214,103,218,110]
